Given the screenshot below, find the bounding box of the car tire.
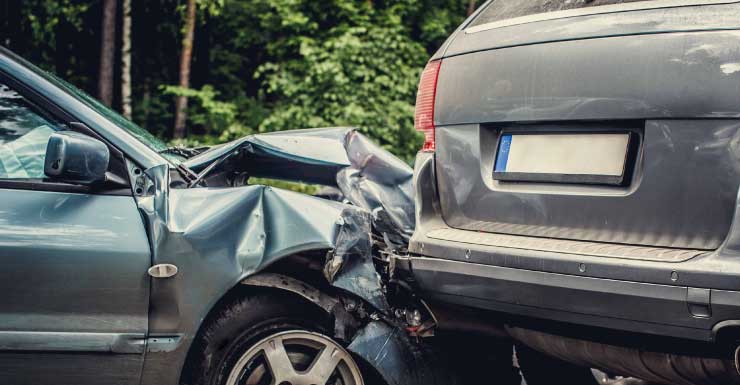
[182,288,378,385]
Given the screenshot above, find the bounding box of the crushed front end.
[134,127,470,385]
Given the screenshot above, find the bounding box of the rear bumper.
[410,152,740,343]
[409,252,740,342]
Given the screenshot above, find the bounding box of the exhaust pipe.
[507,326,740,385]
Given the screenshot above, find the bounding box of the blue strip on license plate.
[494,134,512,172]
[493,133,631,185]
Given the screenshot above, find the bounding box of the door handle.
[148,264,178,278]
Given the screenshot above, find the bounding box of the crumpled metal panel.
[138,163,387,311]
[183,127,415,247]
[135,129,442,385]
[347,321,460,385]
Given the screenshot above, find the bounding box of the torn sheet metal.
[134,128,443,385]
[138,163,387,312]
[347,321,460,385]
[183,127,415,247]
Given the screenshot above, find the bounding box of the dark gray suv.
[409,1,740,384]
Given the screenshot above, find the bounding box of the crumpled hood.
[138,163,387,311]
[183,127,415,247]
[134,129,459,385]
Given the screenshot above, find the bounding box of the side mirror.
[44,131,110,185]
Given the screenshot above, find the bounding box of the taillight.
[414,60,441,152]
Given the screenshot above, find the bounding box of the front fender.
[137,164,390,385]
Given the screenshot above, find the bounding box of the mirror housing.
[44,131,110,185]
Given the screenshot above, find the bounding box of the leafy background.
[1,0,473,162]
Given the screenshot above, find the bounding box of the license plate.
[493,133,631,185]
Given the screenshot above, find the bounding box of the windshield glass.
[47,73,183,164]
[470,0,650,27]
[3,48,182,164]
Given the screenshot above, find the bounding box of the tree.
[98,0,117,107]
[6,0,469,161]
[173,0,197,139]
[254,1,431,161]
[121,0,132,119]
[467,0,478,16]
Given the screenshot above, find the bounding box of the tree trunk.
[173,0,197,139]
[467,0,477,16]
[98,0,117,107]
[121,0,132,119]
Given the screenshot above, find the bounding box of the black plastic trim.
[409,256,733,342]
[0,179,129,195]
[490,123,642,186]
[493,171,625,185]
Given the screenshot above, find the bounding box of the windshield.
[470,0,650,27]
[46,73,183,164]
[2,48,182,164]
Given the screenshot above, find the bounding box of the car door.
[0,79,151,384]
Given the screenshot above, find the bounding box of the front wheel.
[224,330,363,385]
[182,289,370,385]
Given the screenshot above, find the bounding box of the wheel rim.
[225,330,364,385]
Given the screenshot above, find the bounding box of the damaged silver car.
[0,47,466,385]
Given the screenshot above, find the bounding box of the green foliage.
[23,1,90,47]
[162,85,259,147]
[254,3,429,161]
[196,0,227,16]
[13,1,95,85]
[4,0,470,162]
[249,178,319,195]
[161,85,238,131]
[176,0,226,22]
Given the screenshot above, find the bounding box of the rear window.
[470,0,650,27]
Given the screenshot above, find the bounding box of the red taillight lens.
[414,60,441,152]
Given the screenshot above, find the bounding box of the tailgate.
[432,3,740,250]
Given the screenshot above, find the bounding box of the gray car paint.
[0,189,151,384]
[134,128,439,385]
[0,131,429,385]
[434,119,740,250]
[347,321,460,385]
[136,163,379,384]
[0,48,445,385]
[433,28,740,249]
[437,30,740,124]
[183,127,416,247]
[463,0,739,33]
[408,0,740,366]
[451,1,740,56]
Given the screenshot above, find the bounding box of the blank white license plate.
[493,133,631,185]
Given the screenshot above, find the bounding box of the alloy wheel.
[225,330,364,385]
